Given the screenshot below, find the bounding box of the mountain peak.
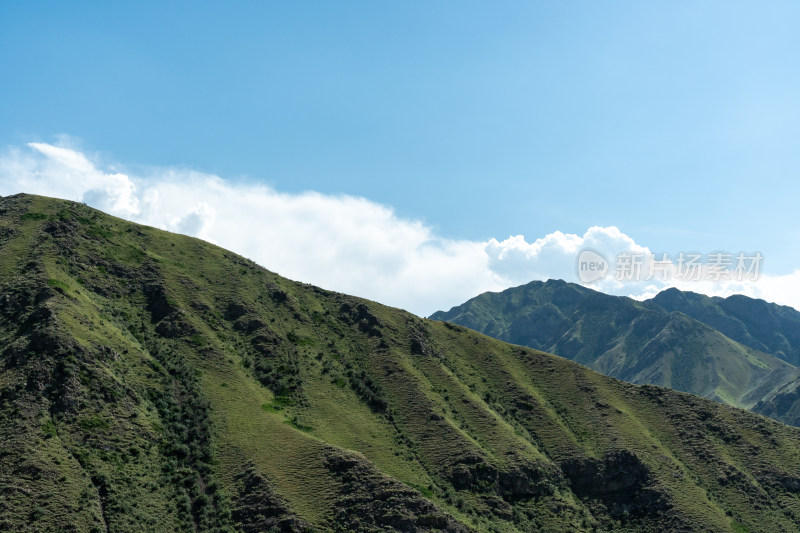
[433,278,800,424]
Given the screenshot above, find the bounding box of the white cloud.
[19,142,140,217]
[0,140,797,316]
[485,226,650,287]
[174,202,216,241]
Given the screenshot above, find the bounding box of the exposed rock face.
[498,464,557,499]
[448,454,558,501]
[224,302,249,320]
[231,465,310,533]
[756,470,800,494]
[142,278,175,323]
[339,301,382,337]
[561,450,669,518]
[323,449,469,533]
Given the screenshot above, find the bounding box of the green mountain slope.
[650,287,800,366]
[2,194,800,532]
[650,289,800,431]
[752,376,800,427]
[430,280,799,415]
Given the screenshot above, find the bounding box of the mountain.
[752,376,800,427]
[430,280,800,422]
[649,287,800,366]
[649,289,800,427]
[2,195,800,532]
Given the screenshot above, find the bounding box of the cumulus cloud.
[2,141,139,216]
[485,226,650,287]
[0,140,796,316]
[0,141,507,313]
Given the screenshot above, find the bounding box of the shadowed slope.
[650,287,800,366]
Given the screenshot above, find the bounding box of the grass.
[0,194,799,532]
[431,278,800,422]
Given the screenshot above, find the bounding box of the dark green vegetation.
[652,289,800,427]
[430,280,800,427]
[651,288,800,366]
[2,195,800,532]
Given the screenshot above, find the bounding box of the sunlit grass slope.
[1,194,799,532]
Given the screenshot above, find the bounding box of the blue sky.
[1,2,799,314]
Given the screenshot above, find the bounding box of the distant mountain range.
[431,279,800,426]
[650,287,800,365]
[3,194,800,532]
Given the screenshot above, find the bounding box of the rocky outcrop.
[561,450,670,518]
[231,465,310,533]
[323,448,469,532]
[448,454,558,502]
[339,301,382,337]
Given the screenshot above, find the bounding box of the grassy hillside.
[430,280,800,417]
[1,194,800,532]
[753,377,800,427]
[650,288,800,366]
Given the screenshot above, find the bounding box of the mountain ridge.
[1,194,800,532]
[430,279,800,424]
[650,287,800,365]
